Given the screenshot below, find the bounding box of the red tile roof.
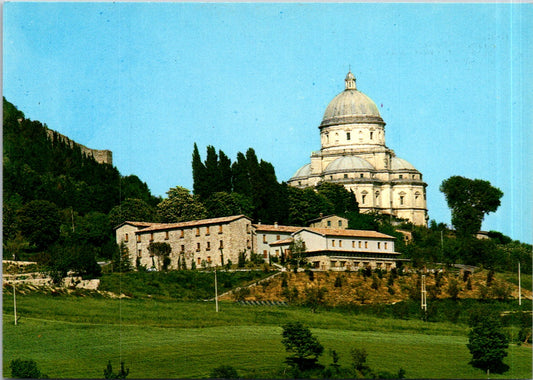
[137,215,250,233]
[252,224,301,233]
[303,228,395,239]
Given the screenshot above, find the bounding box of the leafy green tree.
[203,192,243,218]
[440,176,503,237]
[350,347,369,374]
[316,182,358,215]
[108,198,156,228]
[119,175,160,206]
[148,242,172,270]
[467,312,509,374]
[281,321,324,370]
[288,237,306,270]
[157,186,207,223]
[10,358,47,379]
[17,200,61,250]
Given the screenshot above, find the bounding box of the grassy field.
[3,294,532,379]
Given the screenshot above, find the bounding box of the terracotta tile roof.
[303,228,395,239]
[304,250,400,256]
[252,224,300,233]
[137,215,250,233]
[114,221,161,230]
[270,238,294,246]
[307,214,347,224]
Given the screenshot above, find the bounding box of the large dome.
[324,156,374,174]
[320,72,383,128]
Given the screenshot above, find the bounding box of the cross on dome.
[345,71,357,90]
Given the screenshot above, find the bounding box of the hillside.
[221,269,532,307]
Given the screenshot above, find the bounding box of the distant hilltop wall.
[45,129,113,165]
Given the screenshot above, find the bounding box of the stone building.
[307,214,348,229]
[115,215,400,272]
[288,72,427,226]
[115,215,253,270]
[253,222,399,271]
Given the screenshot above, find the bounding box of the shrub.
[10,359,47,379]
[211,365,239,379]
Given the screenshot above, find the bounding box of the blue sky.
[3,3,532,244]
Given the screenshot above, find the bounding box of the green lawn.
[3,294,532,379]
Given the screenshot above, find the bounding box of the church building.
[288,72,428,226]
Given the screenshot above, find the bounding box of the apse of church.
[288,72,428,226]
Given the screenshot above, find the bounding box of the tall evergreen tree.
[192,143,207,198]
[218,150,233,193]
[231,152,251,195]
[204,145,220,195]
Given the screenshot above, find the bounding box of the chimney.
[274,221,278,228]
[319,212,323,218]
[258,220,262,225]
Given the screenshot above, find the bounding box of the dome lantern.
[345,71,356,90]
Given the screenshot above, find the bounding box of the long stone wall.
[45,129,113,165]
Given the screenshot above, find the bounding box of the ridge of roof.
[302,227,395,239]
[137,215,250,233]
[252,224,301,232]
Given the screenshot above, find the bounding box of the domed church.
[288,72,428,226]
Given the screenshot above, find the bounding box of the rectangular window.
[197,257,201,265]
[327,220,331,227]
[275,249,280,256]
[340,261,346,267]
[378,242,381,249]
[263,234,267,243]
[346,132,351,140]
[246,224,250,234]
[339,240,342,247]
[384,242,388,249]
[344,174,348,179]
[219,240,224,249]
[338,220,343,227]
[196,243,200,252]
[263,250,268,258]
[352,241,355,248]
[196,227,200,236]
[218,225,223,234]
[247,239,251,249]
[207,256,211,263]
[206,242,211,251]
[150,233,154,242]
[137,235,141,243]
[399,174,403,179]
[125,233,129,242]
[358,241,362,248]
[180,230,184,238]
[206,226,210,236]
[360,173,364,178]
[365,241,368,248]
[137,249,142,257]
[181,245,185,253]
[331,261,337,268]
[332,240,336,247]
[165,231,169,240]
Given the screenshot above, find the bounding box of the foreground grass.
[3,294,532,379]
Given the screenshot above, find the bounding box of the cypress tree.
[192,143,207,198]
[218,150,233,193]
